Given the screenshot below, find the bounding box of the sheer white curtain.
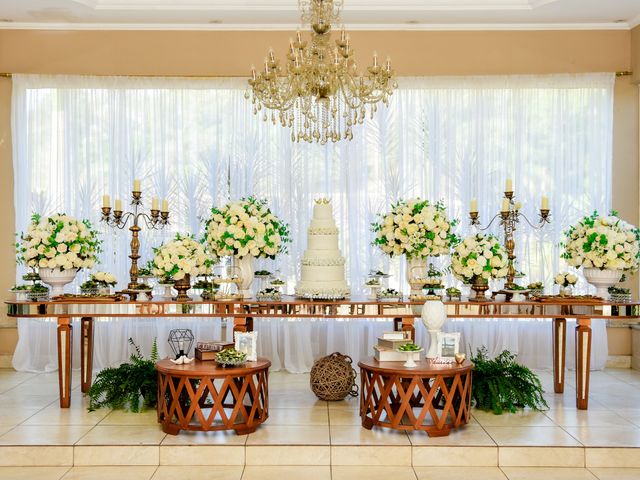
[11,73,614,373]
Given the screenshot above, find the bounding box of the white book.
[377,337,411,349]
[381,331,409,340]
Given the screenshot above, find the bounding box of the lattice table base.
[156,358,270,435]
[359,358,473,437]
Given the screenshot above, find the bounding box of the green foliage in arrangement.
[471,347,548,415]
[87,339,158,412]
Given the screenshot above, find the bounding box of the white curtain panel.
[11,73,614,373]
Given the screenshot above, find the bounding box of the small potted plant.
[9,284,32,302]
[90,271,117,294]
[527,282,544,297]
[554,272,578,296]
[27,283,49,302]
[608,286,631,303]
[446,287,462,301]
[80,279,99,296]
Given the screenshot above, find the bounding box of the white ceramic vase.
[233,255,255,299]
[421,300,447,359]
[583,268,621,298]
[39,268,78,297]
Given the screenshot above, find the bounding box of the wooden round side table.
[156,358,270,435]
[358,357,473,437]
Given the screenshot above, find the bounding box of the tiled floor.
[0,368,638,479]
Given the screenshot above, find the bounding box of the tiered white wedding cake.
[295,199,350,299]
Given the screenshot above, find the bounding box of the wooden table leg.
[552,318,566,393]
[81,317,94,393]
[575,318,592,410]
[234,316,254,334]
[57,316,73,408]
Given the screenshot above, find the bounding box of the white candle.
[470,198,478,213]
[501,198,509,212]
[162,199,169,212]
[541,195,549,210]
[133,179,141,192]
[115,199,122,211]
[505,178,513,192]
[102,194,110,208]
[151,197,159,210]
[515,202,522,211]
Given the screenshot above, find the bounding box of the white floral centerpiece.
[554,272,578,296]
[371,198,458,258]
[371,198,458,294]
[450,234,508,301]
[16,213,101,296]
[152,234,209,281]
[205,196,290,298]
[152,234,211,301]
[561,211,640,297]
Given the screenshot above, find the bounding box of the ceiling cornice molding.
[69,0,560,12]
[628,14,640,28]
[0,21,630,31]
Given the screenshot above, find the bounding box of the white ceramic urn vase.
[421,300,447,359]
[583,268,621,299]
[39,268,78,298]
[233,255,255,299]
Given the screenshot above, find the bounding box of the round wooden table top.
[358,357,473,376]
[156,357,271,376]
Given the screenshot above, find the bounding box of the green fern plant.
[471,347,548,414]
[87,338,158,412]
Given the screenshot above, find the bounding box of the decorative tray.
[51,294,126,302]
[531,295,604,304]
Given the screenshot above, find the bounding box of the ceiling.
[0,0,638,30]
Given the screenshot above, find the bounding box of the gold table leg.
[553,318,566,393]
[57,316,72,408]
[81,317,94,393]
[575,318,592,410]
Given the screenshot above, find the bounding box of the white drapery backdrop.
[11,73,614,373]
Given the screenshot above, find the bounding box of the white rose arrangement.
[90,271,117,286]
[371,198,459,258]
[450,234,508,283]
[205,196,290,259]
[561,211,640,273]
[152,234,210,281]
[16,213,101,271]
[554,272,578,288]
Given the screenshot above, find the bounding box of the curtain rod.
[1,71,634,78]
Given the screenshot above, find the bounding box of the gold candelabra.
[100,186,169,290]
[469,181,550,289]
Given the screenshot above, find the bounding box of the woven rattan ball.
[310,352,358,401]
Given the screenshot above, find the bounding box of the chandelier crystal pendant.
[246,0,397,144]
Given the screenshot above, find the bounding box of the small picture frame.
[436,332,460,361]
[234,331,258,361]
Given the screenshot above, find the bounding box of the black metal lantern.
[168,329,195,359]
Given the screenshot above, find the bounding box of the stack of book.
[373,331,420,362]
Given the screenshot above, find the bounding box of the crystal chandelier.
[246,0,397,144]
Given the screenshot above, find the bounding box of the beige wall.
[632,26,640,84]
[0,28,637,360]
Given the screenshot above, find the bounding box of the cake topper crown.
[314,197,331,205]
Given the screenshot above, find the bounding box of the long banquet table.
[6,297,640,410]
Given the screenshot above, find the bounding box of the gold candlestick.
[469,189,550,289]
[100,189,170,290]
